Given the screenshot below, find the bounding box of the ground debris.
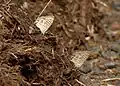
[0,0,120,86]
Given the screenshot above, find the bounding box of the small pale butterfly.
[34,15,54,34]
[71,51,90,67]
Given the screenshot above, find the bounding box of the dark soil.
[0,0,120,86]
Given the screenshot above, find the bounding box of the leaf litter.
[0,0,120,86]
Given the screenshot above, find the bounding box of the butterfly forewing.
[35,15,54,34]
[71,51,90,67]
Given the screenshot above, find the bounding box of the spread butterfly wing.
[34,15,54,34]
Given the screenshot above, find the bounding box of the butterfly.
[34,15,54,34]
[71,51,90,67]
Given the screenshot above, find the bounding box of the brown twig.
[55,14,72,38]
[75,79,86,86]
[9,52,18,59]
[102,78,120,82]
[38,0,52,17]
